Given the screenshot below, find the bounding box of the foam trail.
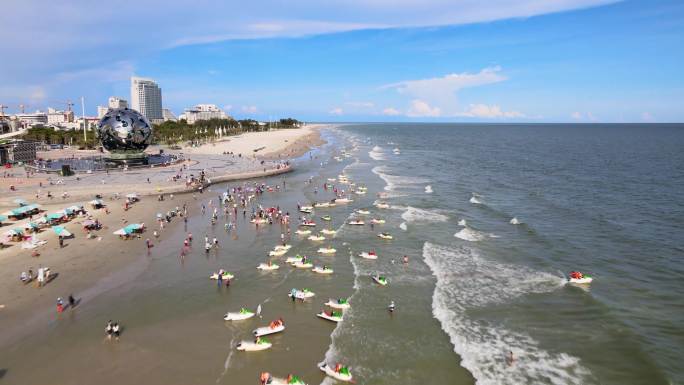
[423,242,591,385]
[216,336,237,383]
[399,222,407,231]
[368,145,385,161]
[470,196,482,205]
[425,185,433,193]
[458,219,467,227]
[510,217,521,225]
[399,206,448,224]
[454,227,484,242]
[371,166,428,193]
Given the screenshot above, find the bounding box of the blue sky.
[1,0,682,122]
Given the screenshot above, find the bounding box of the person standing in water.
[388,300,395,313]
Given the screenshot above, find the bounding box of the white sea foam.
[510,217,522,225]
[423,242,590,385]
[458,219,467,227]
[454,227,484,242]
[425,185,433,193]
[371,166,428,193]
[399,222,407,231]
[399,206,448,224]
[368,145,385,161]
[469,196,482,205]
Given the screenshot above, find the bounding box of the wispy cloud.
[407,100,441,117]
[0,1,616,89]
[329,107,344,115]
[457,104,525,118]
[384,67,525,119]
[382,107,401,116]
[241,105,258,114]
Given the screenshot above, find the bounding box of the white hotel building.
[180,104,229,124]
[130,77,163,123]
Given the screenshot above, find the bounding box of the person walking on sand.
[105,321,113,340]
[58,235,64,248]
[68,294,76,309]
[112,322,121,340]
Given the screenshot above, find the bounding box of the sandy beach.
[0,125,326,342]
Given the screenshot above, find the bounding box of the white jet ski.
[312,266,334,274]
[210,271,234,280]
[325,298,350,309]
[293,261,314,269]
[257,263,280,270]
[288,288,315,300]
[318,362,353,382]
[224,308,255,321]
[253,322,285,337]
[308,234,326,241]
[359,251,378,260]
[317,247,336,254]
[236,339,272,351]
[295,229,312,235]
[317,310,343,323]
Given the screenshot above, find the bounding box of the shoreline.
[0,125,326,208]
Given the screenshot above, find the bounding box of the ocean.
[1,123,682,385]
[330,123,684,385]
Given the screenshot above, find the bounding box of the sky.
[1,0,683,122]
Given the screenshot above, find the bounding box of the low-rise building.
[183,104,229,124]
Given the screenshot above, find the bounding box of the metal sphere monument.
[97,108,153,163]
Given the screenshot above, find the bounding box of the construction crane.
[0,104,7,117]
[18,104,26,114]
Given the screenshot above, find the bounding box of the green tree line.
[21,118,302,148]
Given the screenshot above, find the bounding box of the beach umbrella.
[82,220,95,227]
[0,215,7,222]
[4,228,23,236]
[89,199,103,207]
[126,193,138,199]
[113,228,128,236]
[24,222,39,230]
[52,226,72,237]
[14,198,28,206]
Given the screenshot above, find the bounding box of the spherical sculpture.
[97,108,153,153]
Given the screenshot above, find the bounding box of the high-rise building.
[108,97,128,109]
[130,77,163,123]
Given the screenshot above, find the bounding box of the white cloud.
[223,105,233,111]
[382,107,401,116]
[383,67,509,116]
[241,105,258,114]
[407,100,441,117]
[571,111,583,120]
[641,112,654,122]
[329,107,344,115]
[384,67,506,102]
[458,104,525,118]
